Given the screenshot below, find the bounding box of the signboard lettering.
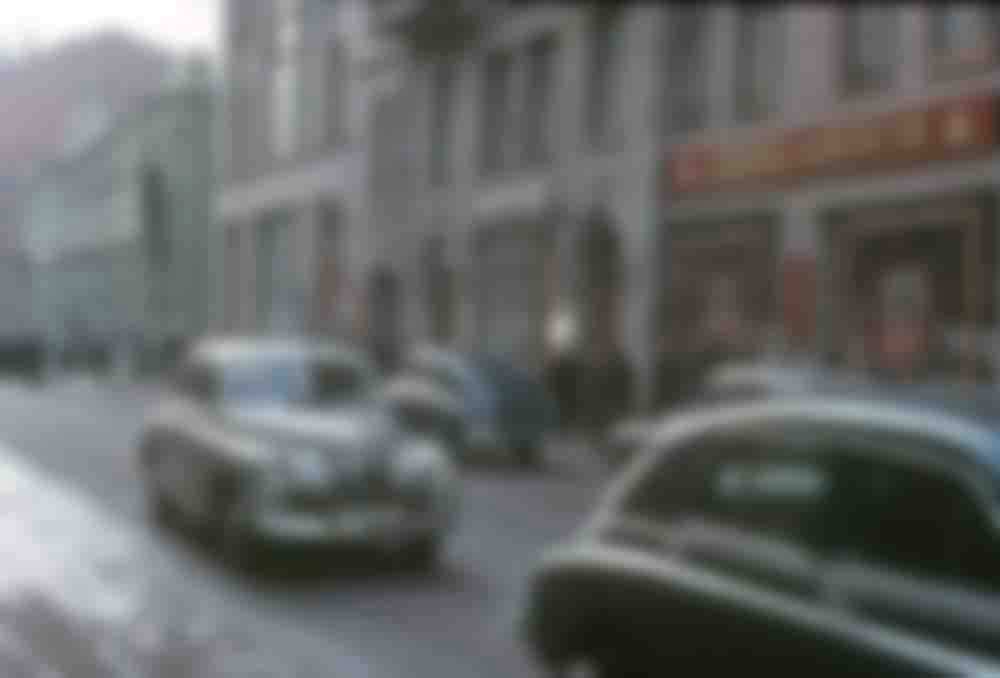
[666,94,998,195]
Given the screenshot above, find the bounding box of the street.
[0,377,611,677]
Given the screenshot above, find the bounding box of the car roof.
[705,360,854,393]
[648,394,1000,480]
[190,336,373,370]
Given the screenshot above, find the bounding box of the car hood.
[221,403,397,454]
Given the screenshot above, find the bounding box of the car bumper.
[247,502,449,549]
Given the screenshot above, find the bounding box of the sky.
[0,0,220,57]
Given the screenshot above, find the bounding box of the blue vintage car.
[400,346,559,466]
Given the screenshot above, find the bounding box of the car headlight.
[389,440,456,491]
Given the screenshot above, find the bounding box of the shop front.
[661,215,778,359]
[665,90,1000,381]
[474,219,553,374]
[827,191,995,381]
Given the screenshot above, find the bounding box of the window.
[824,448,999,592]
[706,453,831,543]
[174,360,218,403]
[225,227,242,331]
[842,7,897,95]
[312,206,339,334]
[429,59,456,186]
[325,40,349,145]
[585,9,622,149]
[665,7,709,132]
[256,220,276,328]
[623,425,831,546]
[141,167,170,272]
[929,5,1000,77]
[271,0,301,158]
[481,49,514,175]
[523,32,557,166]
[733,8,784,122]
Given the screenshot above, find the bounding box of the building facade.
[218,2,1000,400]
[24,62,215,372]
[217,0,378,352]
[658,4,1000,383]
[372,2,664,397]
[375,2,1000,393]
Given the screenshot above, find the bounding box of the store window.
[664,7,710,133]
[842,7,897,96]
[733,7,784,123]
[929,5,1000,77]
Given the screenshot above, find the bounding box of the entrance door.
[665,224,775,357]
[476,222,547,371]
[834,199,991,381]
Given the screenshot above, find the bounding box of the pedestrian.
[583,343,634,444]
[652,333,698,413]
[545,349,582,431]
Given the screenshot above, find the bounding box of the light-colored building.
[217,0,377,350]
[24,60,216,372]
[372,2,664,395]
[375,2,1000,394]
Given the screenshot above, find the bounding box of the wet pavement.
[0,377,611,677]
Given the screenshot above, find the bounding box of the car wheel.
[399,534,441,571]
[515,443,542,468]
[219,518,263,575]
[141,442,179,529]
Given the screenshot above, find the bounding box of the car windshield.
[221,356,371,407]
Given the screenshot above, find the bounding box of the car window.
[704,449,832,546]
[822,445,1000,593]
[222,357,372,406]
[622,423,831,548]
[173,360,218,403]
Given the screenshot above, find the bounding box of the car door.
[599,422,839,670]
[816,434,1000,668]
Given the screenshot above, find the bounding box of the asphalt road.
[0,376,611,677]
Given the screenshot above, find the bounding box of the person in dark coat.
[652,333,703,413]
[583,345,635,440]
[546,349,583,431]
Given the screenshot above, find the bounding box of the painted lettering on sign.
[666,94,998,195]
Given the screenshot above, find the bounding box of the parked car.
[604,360,861,467]
[136,337,460,571]
[522,390,1000,676]
[381,375,465,458]
[399,346,558,466]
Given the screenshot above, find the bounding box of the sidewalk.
[0,440,369,677]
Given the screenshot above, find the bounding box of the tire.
[141,440,179,529]
[219,516,263,575]
[399,534,441,571]
[515,442,542,468]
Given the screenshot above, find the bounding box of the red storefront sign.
[667,93,999,195]
[780,255,817,346]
